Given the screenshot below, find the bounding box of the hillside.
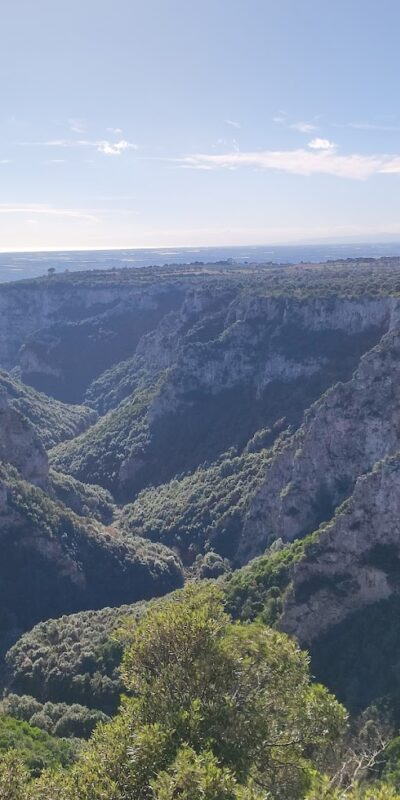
[2,260,400,794]
[50,265,397,501]
[0,461,183,645]
[0,370,96,449]
[0,381,183,660]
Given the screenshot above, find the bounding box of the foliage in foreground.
[0,716,77,777]
[3,584,400,799]
[0,584,347,799]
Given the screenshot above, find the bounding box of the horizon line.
[2,238,400,255]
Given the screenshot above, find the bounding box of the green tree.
[2,584,346,799]
[119,584,346,798]
[0,751,29,800]
[151,746,262,800]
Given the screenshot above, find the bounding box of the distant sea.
[1,242,400,283]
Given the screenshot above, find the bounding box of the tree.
[0,751,29,800]
[152,746,262,800]
[0,584,346,799]
[119,584,346,799]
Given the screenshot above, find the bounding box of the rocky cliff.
[280,453,400,644]
[3,259,400,721]
[238,327,400,561]
[50,290,395,501]
[0,392,48,488]
[0,272,185,374]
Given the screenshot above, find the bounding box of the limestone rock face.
[280,454,400,644]
[52,288,393,500]
[0,275,186,402]
[239,329,400,562]
[146,294,396,419]
[0,393,48,488]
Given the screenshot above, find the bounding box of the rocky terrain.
[1,258,400,734]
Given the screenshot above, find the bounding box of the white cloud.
[179,147,400,180]
[19,138,139,156]
[0,204,97,222]
[68,118,86,134]
[291,121,317,133]
[273,116,317,133]
[272,111,288,124]
[106,127,123,134]
[308,137,336,150]
[96,139,135,155]
[0,159,11,164]
[225,119,241,129]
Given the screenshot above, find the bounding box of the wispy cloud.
[308,137,336,150]
[0,204,97,222]
[0,204,139,223]
[225,119,241,129]
[291,121,317,133]
[0,159,12,164]
[68,118,86,134]
[273,114,318,133]
[18,138,139,156]
[179,147,400,180]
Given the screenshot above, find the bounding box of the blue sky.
[3,0,400,250]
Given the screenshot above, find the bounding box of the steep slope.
[237,326,400,561]
[120,443,273,562]
[0,370,95,449]
[0,267,190,377]
[4,602,146,712]
[50,293,391,501]
[119,324,400,564]
[0,461,183,652]
[19,288,183,403]
[0,393,182,650]
[48,469,114,524]
[0,392,48,488]
[280,453,400,644]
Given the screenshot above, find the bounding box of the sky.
[3,0,400,251]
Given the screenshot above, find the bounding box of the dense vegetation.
[0,585,347,798]
[0,370,95,449]
[121,445,272,561]
[0,716,77,776]
[3,260,400,797]
[51,323,383,504]
[0,463,183,644]
[0,696,108,740]
[3,584,400,799]
[49,468,115,524]
[224,536,314,622]
[4,603,146,713]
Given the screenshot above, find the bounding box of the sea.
[1,242,400,283]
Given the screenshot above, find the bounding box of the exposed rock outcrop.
[239,328,400,561]
[0,392,48,488]
[280,453,400,644]
[51,291,392,500]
